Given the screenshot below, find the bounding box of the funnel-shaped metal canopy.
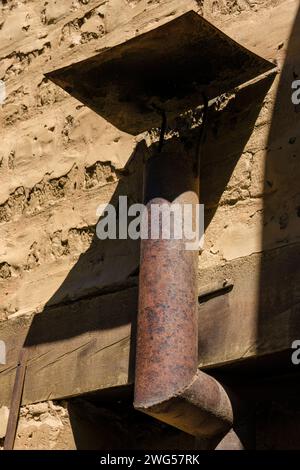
[46,11,275,135]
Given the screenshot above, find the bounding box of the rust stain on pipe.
[134,145,234,439]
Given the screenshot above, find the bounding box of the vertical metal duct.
[134,146,234,440]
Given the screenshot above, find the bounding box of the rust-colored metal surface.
[139,371,233,439]
[215,429,245,450]
[134,147,234,439]
[134,148,199,407]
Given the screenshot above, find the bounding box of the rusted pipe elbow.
[134,146,234,440]
[135,370,233,439]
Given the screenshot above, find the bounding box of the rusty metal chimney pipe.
[134,146,234,440]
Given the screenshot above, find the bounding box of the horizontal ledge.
[0,242,299,406]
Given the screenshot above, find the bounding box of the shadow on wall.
[257,5,300,353]
[255,5,300,450]
[68,396,199,450]
[23,74,273,352]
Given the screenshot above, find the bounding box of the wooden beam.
[4,349,27,450]
[0,287,136,406]
[0,243,299,407]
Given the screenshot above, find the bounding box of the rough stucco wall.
[0,0,292,324]
[0,0,299,449]
[0,401,75,449]
[15,401,75,450]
